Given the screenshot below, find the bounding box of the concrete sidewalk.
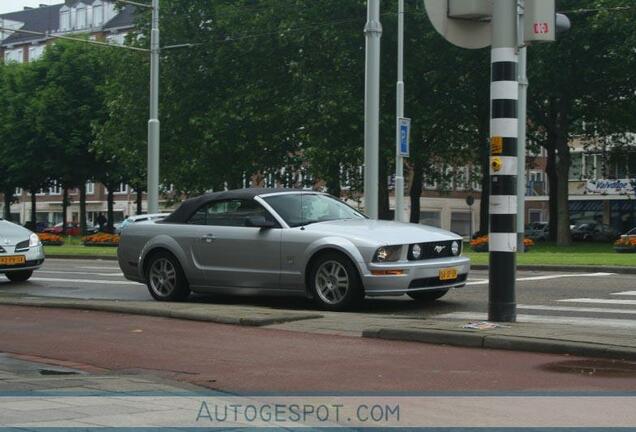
[1,292,636,361]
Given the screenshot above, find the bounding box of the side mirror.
[245,215,276,229]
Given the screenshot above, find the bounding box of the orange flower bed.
[82,233,120,246]
[470,235,534,251]
[37,232,64,245]
[614,238,636,248]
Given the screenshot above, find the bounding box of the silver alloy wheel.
[315,260,350,305]
[149,258,177,297]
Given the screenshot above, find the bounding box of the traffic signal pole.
[394,0,405,223]
[488,0,518,322]
[517,1,528,253]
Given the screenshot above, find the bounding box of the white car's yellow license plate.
[0,256,26,266]
[439,268,458,281]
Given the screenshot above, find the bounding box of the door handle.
[201,234,216,243]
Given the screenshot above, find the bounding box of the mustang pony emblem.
[434,245,447,254]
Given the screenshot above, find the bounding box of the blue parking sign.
[398,117,411,157]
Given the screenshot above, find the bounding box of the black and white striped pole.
[488,0,519,322]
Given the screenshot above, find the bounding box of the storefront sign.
[585,179,635,196]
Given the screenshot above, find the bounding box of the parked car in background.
[525,222,550,241]
[118,189,470,311]
[571,223,620,242]
[42,222,98,236]
[621,227,636,241]
[0,218,45,282]
[116,213,170,233]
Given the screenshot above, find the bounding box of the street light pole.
[517,1,528,253]
[394,0,405,222]
[364,0,382,219]
[147,0,160,214]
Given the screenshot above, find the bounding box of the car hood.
[0,220,33,246]
[302,219,462,245]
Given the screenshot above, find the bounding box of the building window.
[569,153,583,180]
[4,48,23,63]
[106,33,127,45]
[111,183,128,194]
[420,211,441,228]
[93,2,104,26]
[528,209,544,224]
[583,154,598,180]
[28,45,45,61]
[60,7,70,30]
[85,182,95,195]
[48,181,62,195]
[76,4,87,29]
[450,211,472,237]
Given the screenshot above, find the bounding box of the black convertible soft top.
[161,188,297,224]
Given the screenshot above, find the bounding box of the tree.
[528,0,636,245]
[31,40,108,235]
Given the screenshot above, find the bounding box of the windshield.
[263,193,366,228]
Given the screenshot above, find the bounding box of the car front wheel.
[309,252,363,311]
[408,289,449,302]
[5,270,33,282]
[146,252,190,302]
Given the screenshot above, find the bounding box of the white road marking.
[30,277,142,286]
[37,270,124,277]
[518,304,636,315]
[75,266,120,270]
[558,298,636,306]
[465,272,614,286]
[611,291,636,296]
[436,311,636,329]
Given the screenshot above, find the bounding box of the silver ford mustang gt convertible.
[118,189,470,310]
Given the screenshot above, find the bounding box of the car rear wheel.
[408,289,449,303]
[309,252,363,311]
[146,252,190,302]
[5,270,33,282]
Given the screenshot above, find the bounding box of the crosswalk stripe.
[518,304,636,315]
[37,270,124,277]
[465,272,615,286]
[435,311,636,329]
[558,298,636,306]
[611,291,636,296]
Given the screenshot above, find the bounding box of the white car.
[0,218,45,282]
[117,213,170,233]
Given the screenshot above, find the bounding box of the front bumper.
[0,245,45,273]
[361,256,470,296]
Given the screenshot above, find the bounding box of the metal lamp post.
[147,0,160,214]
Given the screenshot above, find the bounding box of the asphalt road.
[1,258,635,329]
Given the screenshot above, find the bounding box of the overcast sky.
[0,0,59,15]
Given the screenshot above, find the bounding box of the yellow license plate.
[439,268,458,281]
[0,256,26,266]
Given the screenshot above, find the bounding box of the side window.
[187,199,277,227]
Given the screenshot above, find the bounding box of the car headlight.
[411,244,422,260]
[451,241,460,256]
[373,245,402,262]
[29,233,40,248]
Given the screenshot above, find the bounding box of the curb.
[0,297,323,327]
[362,328,636,361]
[471,264,636,274]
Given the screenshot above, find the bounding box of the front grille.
[408,240,462,260]
[409,273,467,289]
[14,240,30,252]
